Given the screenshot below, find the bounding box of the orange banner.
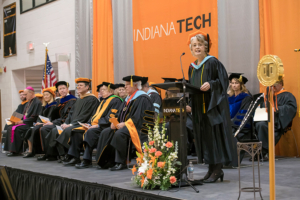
[92,0,114,95]
[259,0,300,157]
[132,0,218,84]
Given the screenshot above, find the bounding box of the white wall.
[0,0,76,129]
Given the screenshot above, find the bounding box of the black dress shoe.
[61,155,72,162]
[63,158,81,166]
[6,152,20,157]
[23,152,35,158]
[57,156,62,163]
[75,160,92,169]
[201,171,212,181]
[46,156,58,161]
[37,155,48,161]
[203,171,224,183]
[109,163,127,171]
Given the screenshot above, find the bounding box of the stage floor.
[1,152,300,200]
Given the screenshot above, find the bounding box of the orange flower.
[155,151,162,157]
[141,175,145,187]
[131,165,137,175]
[136,157,142,164]
[157,162,165,168]
[147,168,153,180]
[170,176,177,184]
[149,155,156,167]
[149,141,154,145]
[149,148,157,153]
[136,154,144,164]
[166,142,173,148]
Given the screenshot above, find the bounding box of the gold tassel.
[203,103,206,113]
[108,83,111,91]
[239,75,243,83]
[131,75,133,87]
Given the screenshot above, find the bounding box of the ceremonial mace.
[257,55,284,200]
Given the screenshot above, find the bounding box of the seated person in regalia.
[37,81,77,161]
[5,87,42,156]
[23,87,59,158]
[228,73,252,166]
[255,79,297,160]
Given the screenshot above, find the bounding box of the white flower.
[138,160,149,174]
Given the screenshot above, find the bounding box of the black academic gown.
[4,97,42,153]
[40,95,77,155]
[96,92,154,168]
[3,101,28,131]
[68,95,123,159]
[147,89,162,115]
[55,94,100,155]
[255,91,297,150]
[186,99,195,154]
[228,93,252,167]
[188,57,234,165]
[25,101,59,154]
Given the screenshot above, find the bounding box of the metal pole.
[268,89,276,199]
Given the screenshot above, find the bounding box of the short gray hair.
[189,34,208,56]
[134,81,142,90]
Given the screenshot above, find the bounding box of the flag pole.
[43,42,50,89]
[44,47,48,87]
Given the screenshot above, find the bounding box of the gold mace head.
[257,55,284,86]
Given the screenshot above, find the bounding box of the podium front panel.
[162,97,188,169]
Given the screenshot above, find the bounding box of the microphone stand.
[178,53,200,193]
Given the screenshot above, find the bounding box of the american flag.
[42,53,57,89]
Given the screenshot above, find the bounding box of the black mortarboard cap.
[102,82,116,90]
[115,83,125,89]
[228,73,248,84]
[55,81,69,91]
[141,77,148,85]
[162,78,177,83]
[122,75,143,87]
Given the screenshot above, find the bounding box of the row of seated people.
[3,73,297,169]
[3,75,161,171]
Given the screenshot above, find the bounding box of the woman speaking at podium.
[187,31,233,183]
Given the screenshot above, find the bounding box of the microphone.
[294,49,300,52]
[180,52,186,82]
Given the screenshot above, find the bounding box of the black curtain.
[6,167,174,200]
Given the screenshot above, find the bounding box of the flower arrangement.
[131,118,181,190]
